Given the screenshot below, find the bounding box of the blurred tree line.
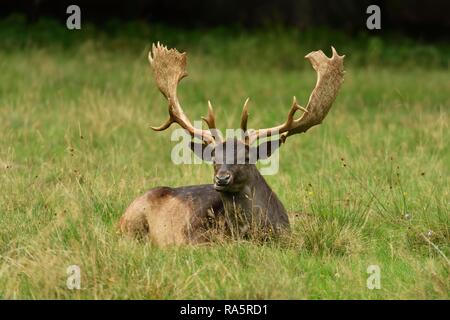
[1,0,449,40]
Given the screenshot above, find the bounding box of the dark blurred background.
[1,0,449,40]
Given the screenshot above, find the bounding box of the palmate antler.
[149,43,344,147]
[148,42,219,144]
[242,47,345,144]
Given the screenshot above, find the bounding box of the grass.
[0,17,449,299]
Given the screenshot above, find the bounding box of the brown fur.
[119,185,223,245]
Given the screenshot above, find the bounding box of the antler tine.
[148,43,215,144]
[240,98,250,132]
[245,47,345,145]
[202,101,217,129]
[150,116,173,131]
[239,98,251,142]
[202,101,223,142]
[245,96,304,145]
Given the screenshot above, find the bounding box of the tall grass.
[0,17,448,299]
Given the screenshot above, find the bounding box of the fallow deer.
[119,43,345,245]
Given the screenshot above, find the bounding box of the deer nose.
[215,173,231,186]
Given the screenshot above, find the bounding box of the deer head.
[148,42,345,193]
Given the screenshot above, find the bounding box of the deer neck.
[218,167,272,219]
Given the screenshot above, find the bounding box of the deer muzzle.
[215,172,232,187]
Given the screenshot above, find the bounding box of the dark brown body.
[119,163,290,245]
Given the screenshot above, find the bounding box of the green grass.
[0,17,449,299]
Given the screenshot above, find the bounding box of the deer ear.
[189,142,214,162]
[256,139,282,160]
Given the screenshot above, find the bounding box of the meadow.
[0,16,449,299]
